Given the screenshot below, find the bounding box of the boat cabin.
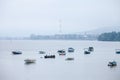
[68,47,75,52]
[88,47,94,51]
[116,49,120,54]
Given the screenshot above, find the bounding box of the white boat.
[24,59,36,63]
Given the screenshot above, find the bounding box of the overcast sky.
[0,0,120,37]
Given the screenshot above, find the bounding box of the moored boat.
[65,57,74,61]
[12,51,22,55]
[39,51,45,54]
[116,49,120,54]
[88,47,94,51]
[44,55,55,58]
[57,49,66,55]
[108,61,117,67]
[57,49,65,53]
[24,59,36,63]
[68,47,74,52]
[84,51,90,54]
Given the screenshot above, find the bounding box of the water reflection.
[24,62,36,65]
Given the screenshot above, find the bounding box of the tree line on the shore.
[98,32,120,41]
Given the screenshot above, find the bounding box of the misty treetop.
[98,32,120,41]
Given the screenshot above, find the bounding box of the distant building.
[30,34,97,40]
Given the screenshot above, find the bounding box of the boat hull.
[12,51,22,54]
[44,55,55,58]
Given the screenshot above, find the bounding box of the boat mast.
[59,19,62,34]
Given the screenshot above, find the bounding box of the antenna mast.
[59,19,62,33]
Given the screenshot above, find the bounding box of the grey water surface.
[0,40,120,80]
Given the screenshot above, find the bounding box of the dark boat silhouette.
[12,51,22,55]
[108,61,117,67]
[44,55,55,58]
[116,49,120,54]
[84,51,90,54]
[88,47,94,51]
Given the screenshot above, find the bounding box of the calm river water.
[0,40,120,80]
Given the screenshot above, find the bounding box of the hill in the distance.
[82,26,120,35]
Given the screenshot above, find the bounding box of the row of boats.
[12,47,76,64]
[12,47,120,67]
[14,47,120,55]
[12,47,75,55]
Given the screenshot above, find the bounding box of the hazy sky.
[0,0,120,37]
